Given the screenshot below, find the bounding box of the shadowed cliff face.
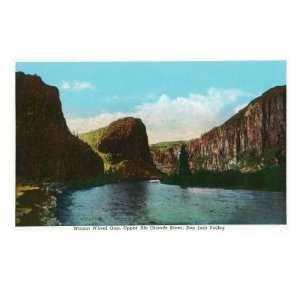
[16,72,104,182]
[152,86,286,173]
[97,117,161,180]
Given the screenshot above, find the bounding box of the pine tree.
[178,144,191,176]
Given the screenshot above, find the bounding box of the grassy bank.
[150,140,185,151]
[16,184,40,199]
[162,165,286,192]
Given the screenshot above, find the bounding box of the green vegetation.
[178,144,191,176]
[237,146,283,170]
[150,140,185,151]
[103,160,128,182]
[79,127,113,172]
[16,184,40,199]
[79,127,106,152]
[237,150,261,167]
[261,146,282,165]
[163,165,286,192]
[197,154,213,164]
[16,182,61,226]
[79,127,131,180]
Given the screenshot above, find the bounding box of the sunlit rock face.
[16,72,104,181]
[152,86,286,173]
[151,144,181,175]
[98,117,152,162]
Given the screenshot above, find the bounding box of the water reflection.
[226,190,286,224]
[18,181,286,226]
[106,181,150,223]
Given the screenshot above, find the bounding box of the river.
[50,181,285,226]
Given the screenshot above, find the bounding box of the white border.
[1,1,299,299]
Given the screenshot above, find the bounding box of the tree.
[178,144,191,176]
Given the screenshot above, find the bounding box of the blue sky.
[16,61,286,143]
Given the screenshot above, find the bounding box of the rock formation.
[97,117,161,180]
[151,86,286,173]
[16,72,104,182]
[151,143,182,174]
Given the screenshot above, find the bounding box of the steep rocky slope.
[80,127,106,151]
[81,117,161,180]
[16,72,104,182]
[150,142,183,174]
[151,86,286,174]
[98,117,153,162]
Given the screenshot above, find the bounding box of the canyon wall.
[16,72,104,182]
[151,86,286,174]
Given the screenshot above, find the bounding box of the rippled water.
[53,181,286,225]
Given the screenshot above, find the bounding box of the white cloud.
[67,112,127,134]
[208,88,255,102]
[61,80,95,91]
[62,81,71,90]
[66,88,251,144]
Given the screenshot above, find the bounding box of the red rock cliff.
[152,86,286,173]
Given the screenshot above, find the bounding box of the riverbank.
[16,181,65,225]
[15,175,157,225]
[162,165,286,192]
[16,184,40,199]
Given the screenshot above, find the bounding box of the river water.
[51,181,286,225]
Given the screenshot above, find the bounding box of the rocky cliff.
[151,86,286,174]
[151,142,183,174]
[98,117,153,162]
[16,72,104,182]
[97,117,161,180]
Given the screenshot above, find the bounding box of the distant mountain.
[16,72,104,182]
[151,86,286,174]
[80,117,161,180]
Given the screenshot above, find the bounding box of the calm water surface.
[54,181,286,225]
